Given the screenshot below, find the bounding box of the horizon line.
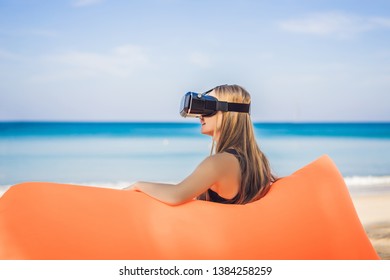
[1,120,390,124]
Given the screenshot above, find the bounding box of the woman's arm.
[125,153,235,205]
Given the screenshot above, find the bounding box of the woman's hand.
[121,152,238,205]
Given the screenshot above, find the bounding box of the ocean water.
[1,122,390,196]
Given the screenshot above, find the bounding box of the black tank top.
[207,148,241,204]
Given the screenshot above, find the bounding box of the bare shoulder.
[202,152,240,174]
[203,152,241,198]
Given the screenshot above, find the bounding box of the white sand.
[351,193,390,259]
[352,193,390,226]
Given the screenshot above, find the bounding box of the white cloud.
[72,0,104,7]
[278,12,390,38]
[29,45,151,83]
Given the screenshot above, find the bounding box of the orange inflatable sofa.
[0,155,379,259]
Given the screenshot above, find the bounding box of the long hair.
[198,84,276,204]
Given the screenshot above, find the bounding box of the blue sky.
[0,0,389,122]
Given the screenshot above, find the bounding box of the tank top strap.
[207,189,230,204]
[224,148,239,157]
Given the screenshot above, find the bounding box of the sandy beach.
[352,193,390,259]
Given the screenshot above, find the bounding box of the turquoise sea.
[1,122,390,196]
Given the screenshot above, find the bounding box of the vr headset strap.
[216,101,250,113]
[228,102,250,113]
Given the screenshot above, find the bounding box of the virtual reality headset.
[180,87,251,118]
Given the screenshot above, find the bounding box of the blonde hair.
[199,84,276,204]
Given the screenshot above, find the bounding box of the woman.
[125,84,275,205]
